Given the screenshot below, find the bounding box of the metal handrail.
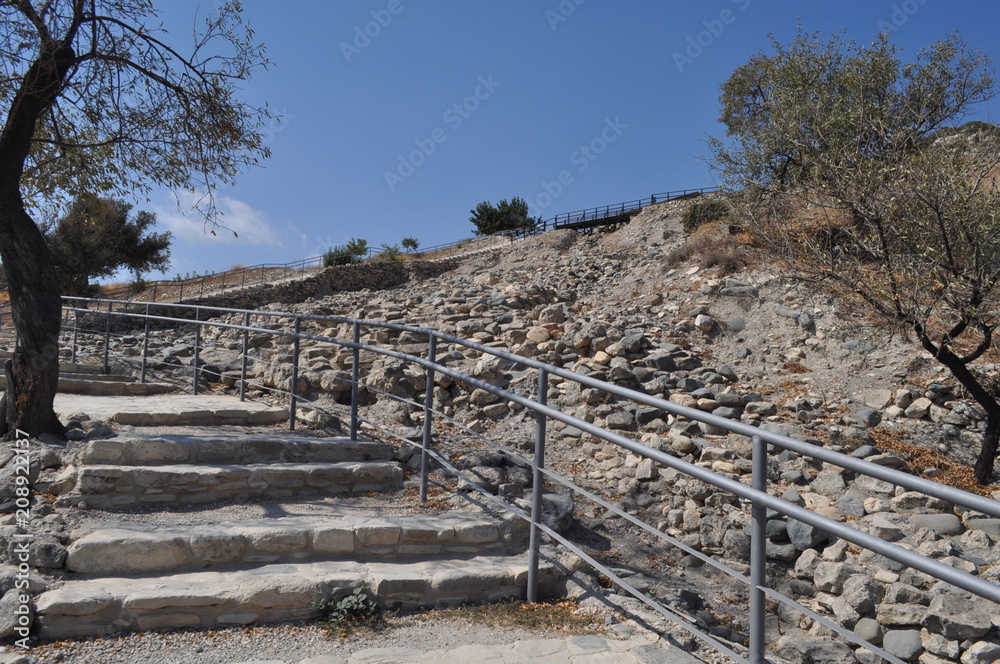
[542,186,719,230]
[57,296,1000,664]
[0,186,718,317]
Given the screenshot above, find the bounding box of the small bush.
[663,226,748,276]
[323,245,354,267]
[379,244,402,261]
[313,586,390,639]
[401,237,420,252]
[681,198,730,232]
[345,237,368,258]
[129,276,150,296]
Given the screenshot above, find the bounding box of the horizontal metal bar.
[67,300,1000,605]
[64,298,1000,515]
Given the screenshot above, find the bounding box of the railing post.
[240,312,250,402]
[103,301,112,374]
[527,368,548,603]
[179,279,183,302]
[71,308,78,365]
[349,322,361,441]
[750,434,768,664]
[420,335,437,503]
[289,316,301,431]
[140,303,150,383]
[152,281,157,302]
[192,309,200,395]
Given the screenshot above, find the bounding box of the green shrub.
[323,245,354,267]
[345,237,368,259]
[401,237,420,252]
[313,586,390,638]
[379,243,401,261]
[681,198,730,232]
[129,276,150,295]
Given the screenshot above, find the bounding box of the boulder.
[922,595,992,640]
[883,630,923,661]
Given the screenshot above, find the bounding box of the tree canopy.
[470,197,538,236]
[0,1,271,437]
[45,196,171,296]
[709,28,1000,482]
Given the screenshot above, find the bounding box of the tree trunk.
[918,334,1000,484]
[0,198,65,439]
[975,409,1000,486]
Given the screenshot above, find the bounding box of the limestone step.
[61,372,137,383]
[65,513,529,575]
[69,434,394,466]
[35,554,561,640]
[53,393,290,427]
[56,377,175,395]
[53,461,404,508]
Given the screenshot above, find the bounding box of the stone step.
[61,372,137,383]
[69,434,395,467]
[53,394,289,427]
[35,554,561,640]
[53,461,404,508]
[65,513,528,575]
[57,377,175,396]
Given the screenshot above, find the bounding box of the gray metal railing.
[57,296,1000,664]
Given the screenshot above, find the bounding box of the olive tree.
[0,1,270,437]
[708,29,1000,483]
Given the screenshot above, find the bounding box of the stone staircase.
[0,349,175,396]
[35,431,559,641]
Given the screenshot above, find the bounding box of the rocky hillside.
[61,197,1000,664]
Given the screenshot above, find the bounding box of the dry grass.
[869,428,999,497]
[418,598,604,635]
[663,223,751,276]
[784,361,812,374]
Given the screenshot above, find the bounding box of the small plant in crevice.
[313,586,392,639]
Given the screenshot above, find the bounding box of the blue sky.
[140,0,1000,280]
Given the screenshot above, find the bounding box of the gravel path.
[18,611,684,664]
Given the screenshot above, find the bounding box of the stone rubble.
[3,198,1000,663]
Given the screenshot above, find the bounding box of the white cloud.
[155,192,283,247]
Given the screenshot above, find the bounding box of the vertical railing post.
[71,308,79,365]
[240,312,250,402]
[179,279,184,302]
[419,335,437,503]
[750,434,768,664]
[241,269,247,291]
[152,281,158,303]
[289,316,301,431]
[527,368,548,603]
[349,322,360,441]
[140,303,150,383]
[102,301,112,374]
[192,309,200,395]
